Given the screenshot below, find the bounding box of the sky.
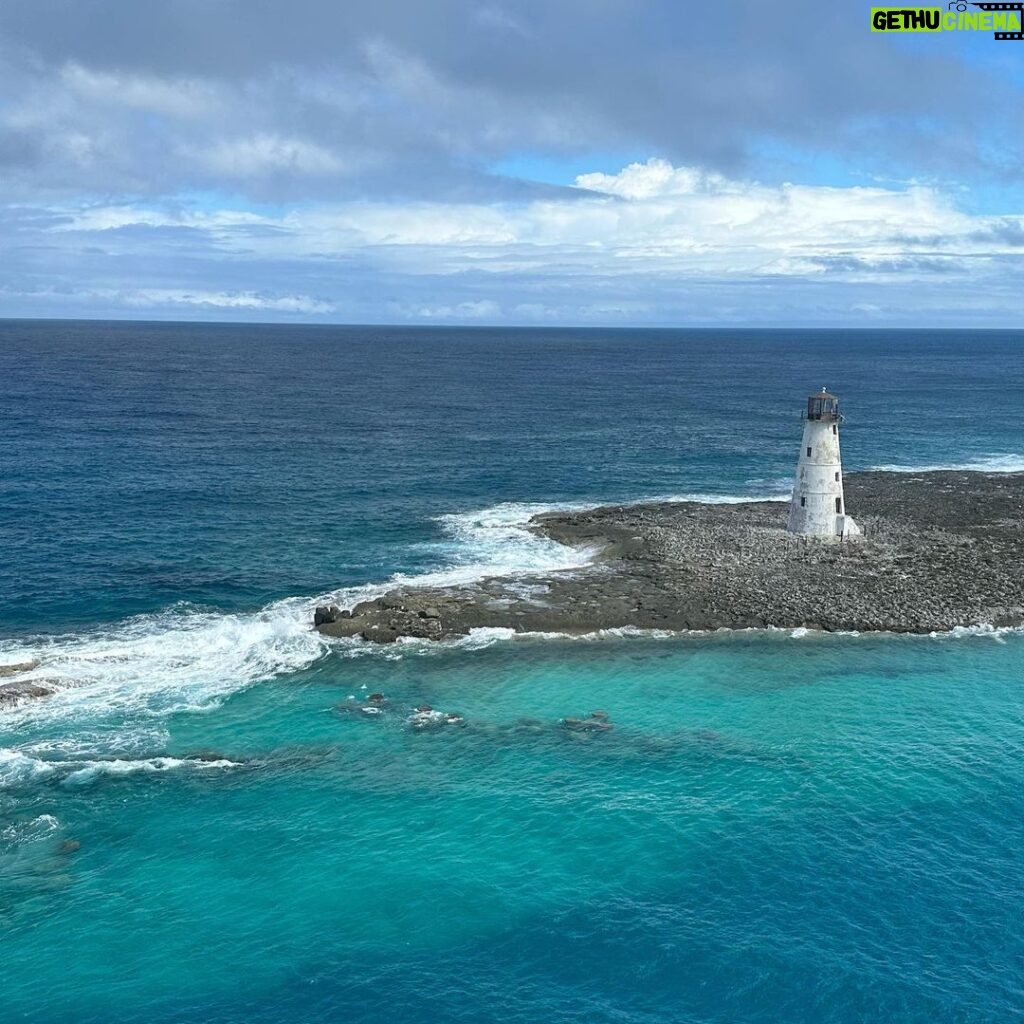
[1,0,1023,327]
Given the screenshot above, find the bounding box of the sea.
[1,321,1023,1024]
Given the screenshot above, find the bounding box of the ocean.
[1,321,1022,1023]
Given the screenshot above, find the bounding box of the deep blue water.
[1,321,1023,1024]
[3,321,1024,633]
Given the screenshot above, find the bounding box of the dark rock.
[0,660,40,678]
[0,681,54,707]
[189,750,233,762]
[58,839,81,856]
[313,605,340,627]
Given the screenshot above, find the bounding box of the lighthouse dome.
[805,389,840,422]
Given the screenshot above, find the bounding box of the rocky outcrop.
[0,681,54,707]
[314,605,349,626]
[0,660,40,678]
[315,471,1024,641]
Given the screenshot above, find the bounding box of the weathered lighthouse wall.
[787,419,850,537]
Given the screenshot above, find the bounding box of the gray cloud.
[0,1,1018,202]
[1,1,1023,325]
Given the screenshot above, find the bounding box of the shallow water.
[1,323,1023,1022]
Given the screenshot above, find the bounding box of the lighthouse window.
[835,472,840,482]
[835,497,842,514]
[806,446,812,457]
[800,497,806,507]
[832,424,837,435]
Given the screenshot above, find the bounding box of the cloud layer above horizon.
[2,0,1022,325]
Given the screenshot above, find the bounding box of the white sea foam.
[931,623,1024,642]
[436,501,597,573]
[0,598,329,727]
[0,500,601,727]
[870,453,1024,474]
[0,749,57,788]
[5,486,1018,737]
[0,814,61,847]
[0,748,242,791]
[61,756,241,787]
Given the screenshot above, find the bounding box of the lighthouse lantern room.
[786,388,861,540]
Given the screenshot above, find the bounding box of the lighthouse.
[786,388,861,540]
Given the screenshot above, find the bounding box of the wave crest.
[870,453,1024,474]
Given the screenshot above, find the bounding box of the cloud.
[410,299,501,319]
[187,134,348,177]
[0,0,1020,202]
[576,161,729,199]
[60,62,222,118]
[1,157,1022,324]
[0,1,1022,323]
[0,283,333,315]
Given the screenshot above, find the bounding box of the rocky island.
[315,471,1024,642]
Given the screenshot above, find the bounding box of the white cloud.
[245,160,1002,282]
[0,285,333,315]
[60,63,223,118]
[121,288,334,313]
[188,134,347,177]
[575,159,730,199]
[6,158,1024,324]
[411,299,500,319]
[31,158,1018,278]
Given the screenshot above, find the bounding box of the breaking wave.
[869,453,1024,474]
[0,500,603,731]
[2,489,800,728]
[0,749,242,791]
[3,475,1018,741]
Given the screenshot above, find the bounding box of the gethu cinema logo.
[871,3,1024,33]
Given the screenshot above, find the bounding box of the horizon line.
[1,315,1022,332]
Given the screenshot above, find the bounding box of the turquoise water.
[2,324,1023,1022]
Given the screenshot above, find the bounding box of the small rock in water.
[58,839,81,856]
[0,681,54,707]
[408,706,464,730]
[408,710,444,730]
[313,605,340,627]
[0,660,40,678]
[562,713,614,733]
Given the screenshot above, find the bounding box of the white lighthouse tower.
[786,388,860,540]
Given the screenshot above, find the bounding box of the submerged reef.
[317,471,1024,641]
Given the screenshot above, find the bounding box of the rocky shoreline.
[0,661,52,708]
[316,471,1024,642]
[2,471,1021,711]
